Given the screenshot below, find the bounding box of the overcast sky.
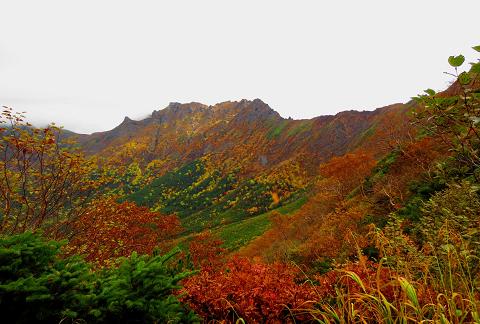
[1,1,479,134]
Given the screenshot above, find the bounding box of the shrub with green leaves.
[0,232,199,323]
[0,232,93,323]
[416,181,480,274]
[92,250,199,323]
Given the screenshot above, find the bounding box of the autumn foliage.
[372,137,447,209]
[0,108,99,235]
[65,197,181,266]
[241,151,376,264]
[2,48,480,322]
[181,232,320,322]
[182,256,317,323]
[319,151,376,197]
[188,231,226,271]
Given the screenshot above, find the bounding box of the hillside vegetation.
[0,47,480,323]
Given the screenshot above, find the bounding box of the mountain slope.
[76,99,410,174]
[67,99,414,246]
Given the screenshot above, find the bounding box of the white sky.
[1,0,479,134]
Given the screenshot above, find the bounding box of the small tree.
[0,108,100,235]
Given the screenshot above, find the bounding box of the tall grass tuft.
[296,226,480,323]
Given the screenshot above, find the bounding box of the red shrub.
[188,231,226,272]
[181,257,318,323]
[65,197,181,266]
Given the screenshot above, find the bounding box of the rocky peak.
[232,99,282,123]
[151,102,209,124]
[121,116,134,124]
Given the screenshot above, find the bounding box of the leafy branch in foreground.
[414,47,480,179]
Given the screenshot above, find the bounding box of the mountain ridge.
[73,98,408,159]
[72,98,403,136]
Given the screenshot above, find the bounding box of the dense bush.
[182,256,317,323]
[0,232,92,323]
[0,232,199,323]
[418,181,480,252]
[92,250,199,323]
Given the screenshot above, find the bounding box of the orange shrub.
[319,151,376,197]
[373,137,447,209]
